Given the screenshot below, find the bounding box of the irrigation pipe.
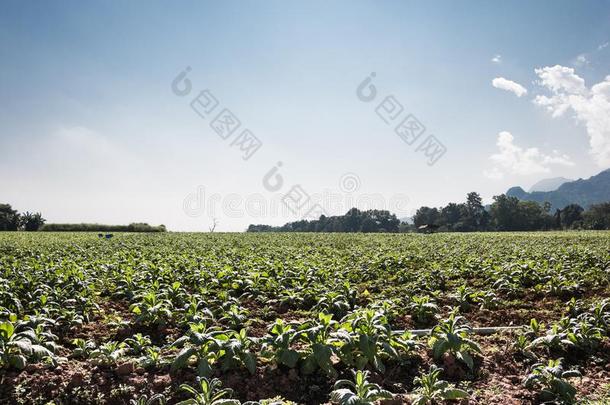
[395,326,524,337]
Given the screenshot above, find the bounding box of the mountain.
[506,169,610,210]
[399,216,414,224]
[528,177,572,192]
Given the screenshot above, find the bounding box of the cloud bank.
[533,65,610,167]
[485,131,574,179]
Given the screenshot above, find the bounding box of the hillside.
[507,169,610,210]
[528,177,572,192]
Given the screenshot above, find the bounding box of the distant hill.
[399,216,414,224]
[507,169,610,210]
[528,177,572,192]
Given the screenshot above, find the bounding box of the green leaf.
[10,354,27,369]
[301,355,317,375]
[196,357,213,377]
[241,352,256,375]
[30,344,53,359]
[443,388,469,400]
[279,349,300,368]
[0,322,14,339]
[171,347,194,371]
[432,339,449,359]
[456,351,474,370]
[312,343,332,369]
[329,388,356,404]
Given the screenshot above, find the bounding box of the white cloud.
[533,65,610,166]
[491,77,527,97]
[486,131,574,178]
[534,65,586,94]
[492,77,528,97]
[599,42,609,51]
[491,54,502,64]
[574,54,589,67]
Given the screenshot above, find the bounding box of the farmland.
[1,232,610,404]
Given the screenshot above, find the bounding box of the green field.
[1,232,609,404]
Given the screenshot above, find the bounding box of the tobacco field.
[1,232,609,404]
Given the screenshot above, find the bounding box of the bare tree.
[208,217,218,233]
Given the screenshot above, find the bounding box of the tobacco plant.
[0,320,54,369]
[411,365,469,405]
[171,323,224,377]
[524,359,581,404]
[429,312,481,370]
[177,377,240,405]
[261,319,301,369]
[330,370,392,405]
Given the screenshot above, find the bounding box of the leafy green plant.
[513,334,537,360]
[411,365,469,404]
[313,292,351,319]
[171,323,224,377]
[298,313,341,377]
[530,323,573,352]
[90,341,128,366]
[130,291,174,327]
[255,397,297,405]
[478,290,500,310]
[0,320,54,369]
[71,338,97,359]
[338,309,390,372]
[429,312,481,370]
[330,370,393,404]
[181,296,214,326]
[130,393,167,405]
[123,333,152,355]
[408,296,439,325]
[566,319,604,351]
[219,305,248,329]
[525,318,545,338]
[453,285,481,312]
[218,329,257,374]
[138,346,166,369]
[176,377,239,405]
[566,298,582,318]
[588,299,609,332]
[339,309,419,373]
[261,319,300,368]
[524,359,581,404]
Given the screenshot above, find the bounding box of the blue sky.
[1,1,610,231]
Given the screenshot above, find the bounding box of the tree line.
[0,203,166,232]
[40,223,167,232]
[413,192,610,232]
[0,204,46,231]
[248,192,610,233]
[248,208,401,233]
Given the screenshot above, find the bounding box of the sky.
[1,0,610,231]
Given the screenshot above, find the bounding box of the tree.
[439,203,463,231]
[559,204,584,229]
[583,202,610,230]
[489,195,520,231]
[518,201,551,230]
[19,212,46,231]
[366,209,400,232]
[0,204,20,231]
[413,207,440,228]
[464,192,489,231]
[490,195,553,231]
[208,218,218,233]
[542,201,552,214]
[344,208,363,232]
